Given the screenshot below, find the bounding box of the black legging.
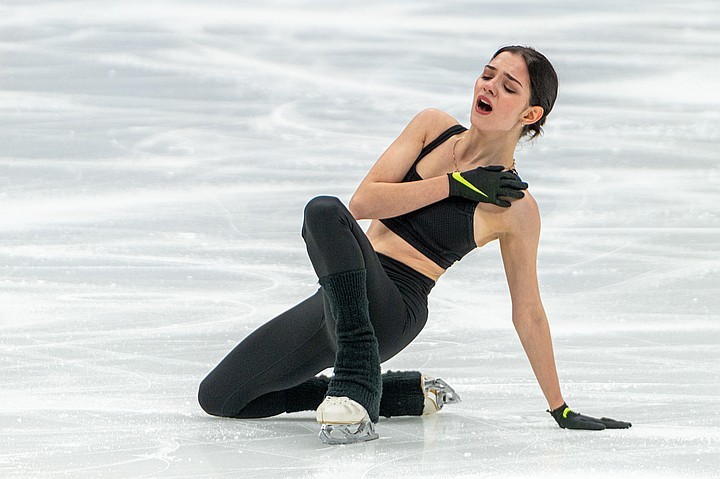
[198,196,435,418]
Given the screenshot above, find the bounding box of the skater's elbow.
[511,304,547,329]
[348,192,368,220]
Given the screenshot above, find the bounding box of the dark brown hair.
[492,46,558,140]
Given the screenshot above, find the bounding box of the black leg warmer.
[379,370,425,418]
[319,269,382,423]
[285,375,331,414]
[283,371,425,417]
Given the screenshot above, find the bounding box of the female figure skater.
[198,45,631,444]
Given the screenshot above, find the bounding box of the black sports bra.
[379,125,478,269]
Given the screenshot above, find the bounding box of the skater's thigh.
[200,290,336,417]
[321,231,411,361]
[367,258,415,360]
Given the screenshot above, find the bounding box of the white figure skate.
[316,396,379,445]
[422,377,462,415]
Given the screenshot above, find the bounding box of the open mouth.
[477,96,493,113]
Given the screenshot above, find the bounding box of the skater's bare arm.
[349,109,455,220]
[499,197,565,411]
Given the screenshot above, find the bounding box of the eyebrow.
[484,65,523,88]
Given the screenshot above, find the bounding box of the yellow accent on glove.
[451,171,489,198]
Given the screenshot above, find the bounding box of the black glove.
[549,403,632,430]
[447,165,528,207]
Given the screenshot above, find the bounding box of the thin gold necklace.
[451,136,464,172]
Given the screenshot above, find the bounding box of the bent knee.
[198,376,232,417]
[302,196,348,232]
[303,195,344,220]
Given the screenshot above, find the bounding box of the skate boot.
[422,377,462,415]
[316,396,379,445]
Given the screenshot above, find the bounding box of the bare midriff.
[365,201,504,283]
[366,220,446,282]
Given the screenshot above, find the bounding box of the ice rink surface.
[1,1,719,477]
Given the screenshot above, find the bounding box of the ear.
[521,106,544,126]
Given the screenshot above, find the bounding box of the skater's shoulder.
[402,109,463,146]
[494,192,540,240]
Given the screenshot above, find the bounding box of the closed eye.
[481,75,516,94]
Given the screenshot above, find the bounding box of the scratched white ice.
[1,1,719,478]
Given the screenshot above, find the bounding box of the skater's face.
[470,52,543,137]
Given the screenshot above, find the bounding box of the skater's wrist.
[549,400,567,414]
